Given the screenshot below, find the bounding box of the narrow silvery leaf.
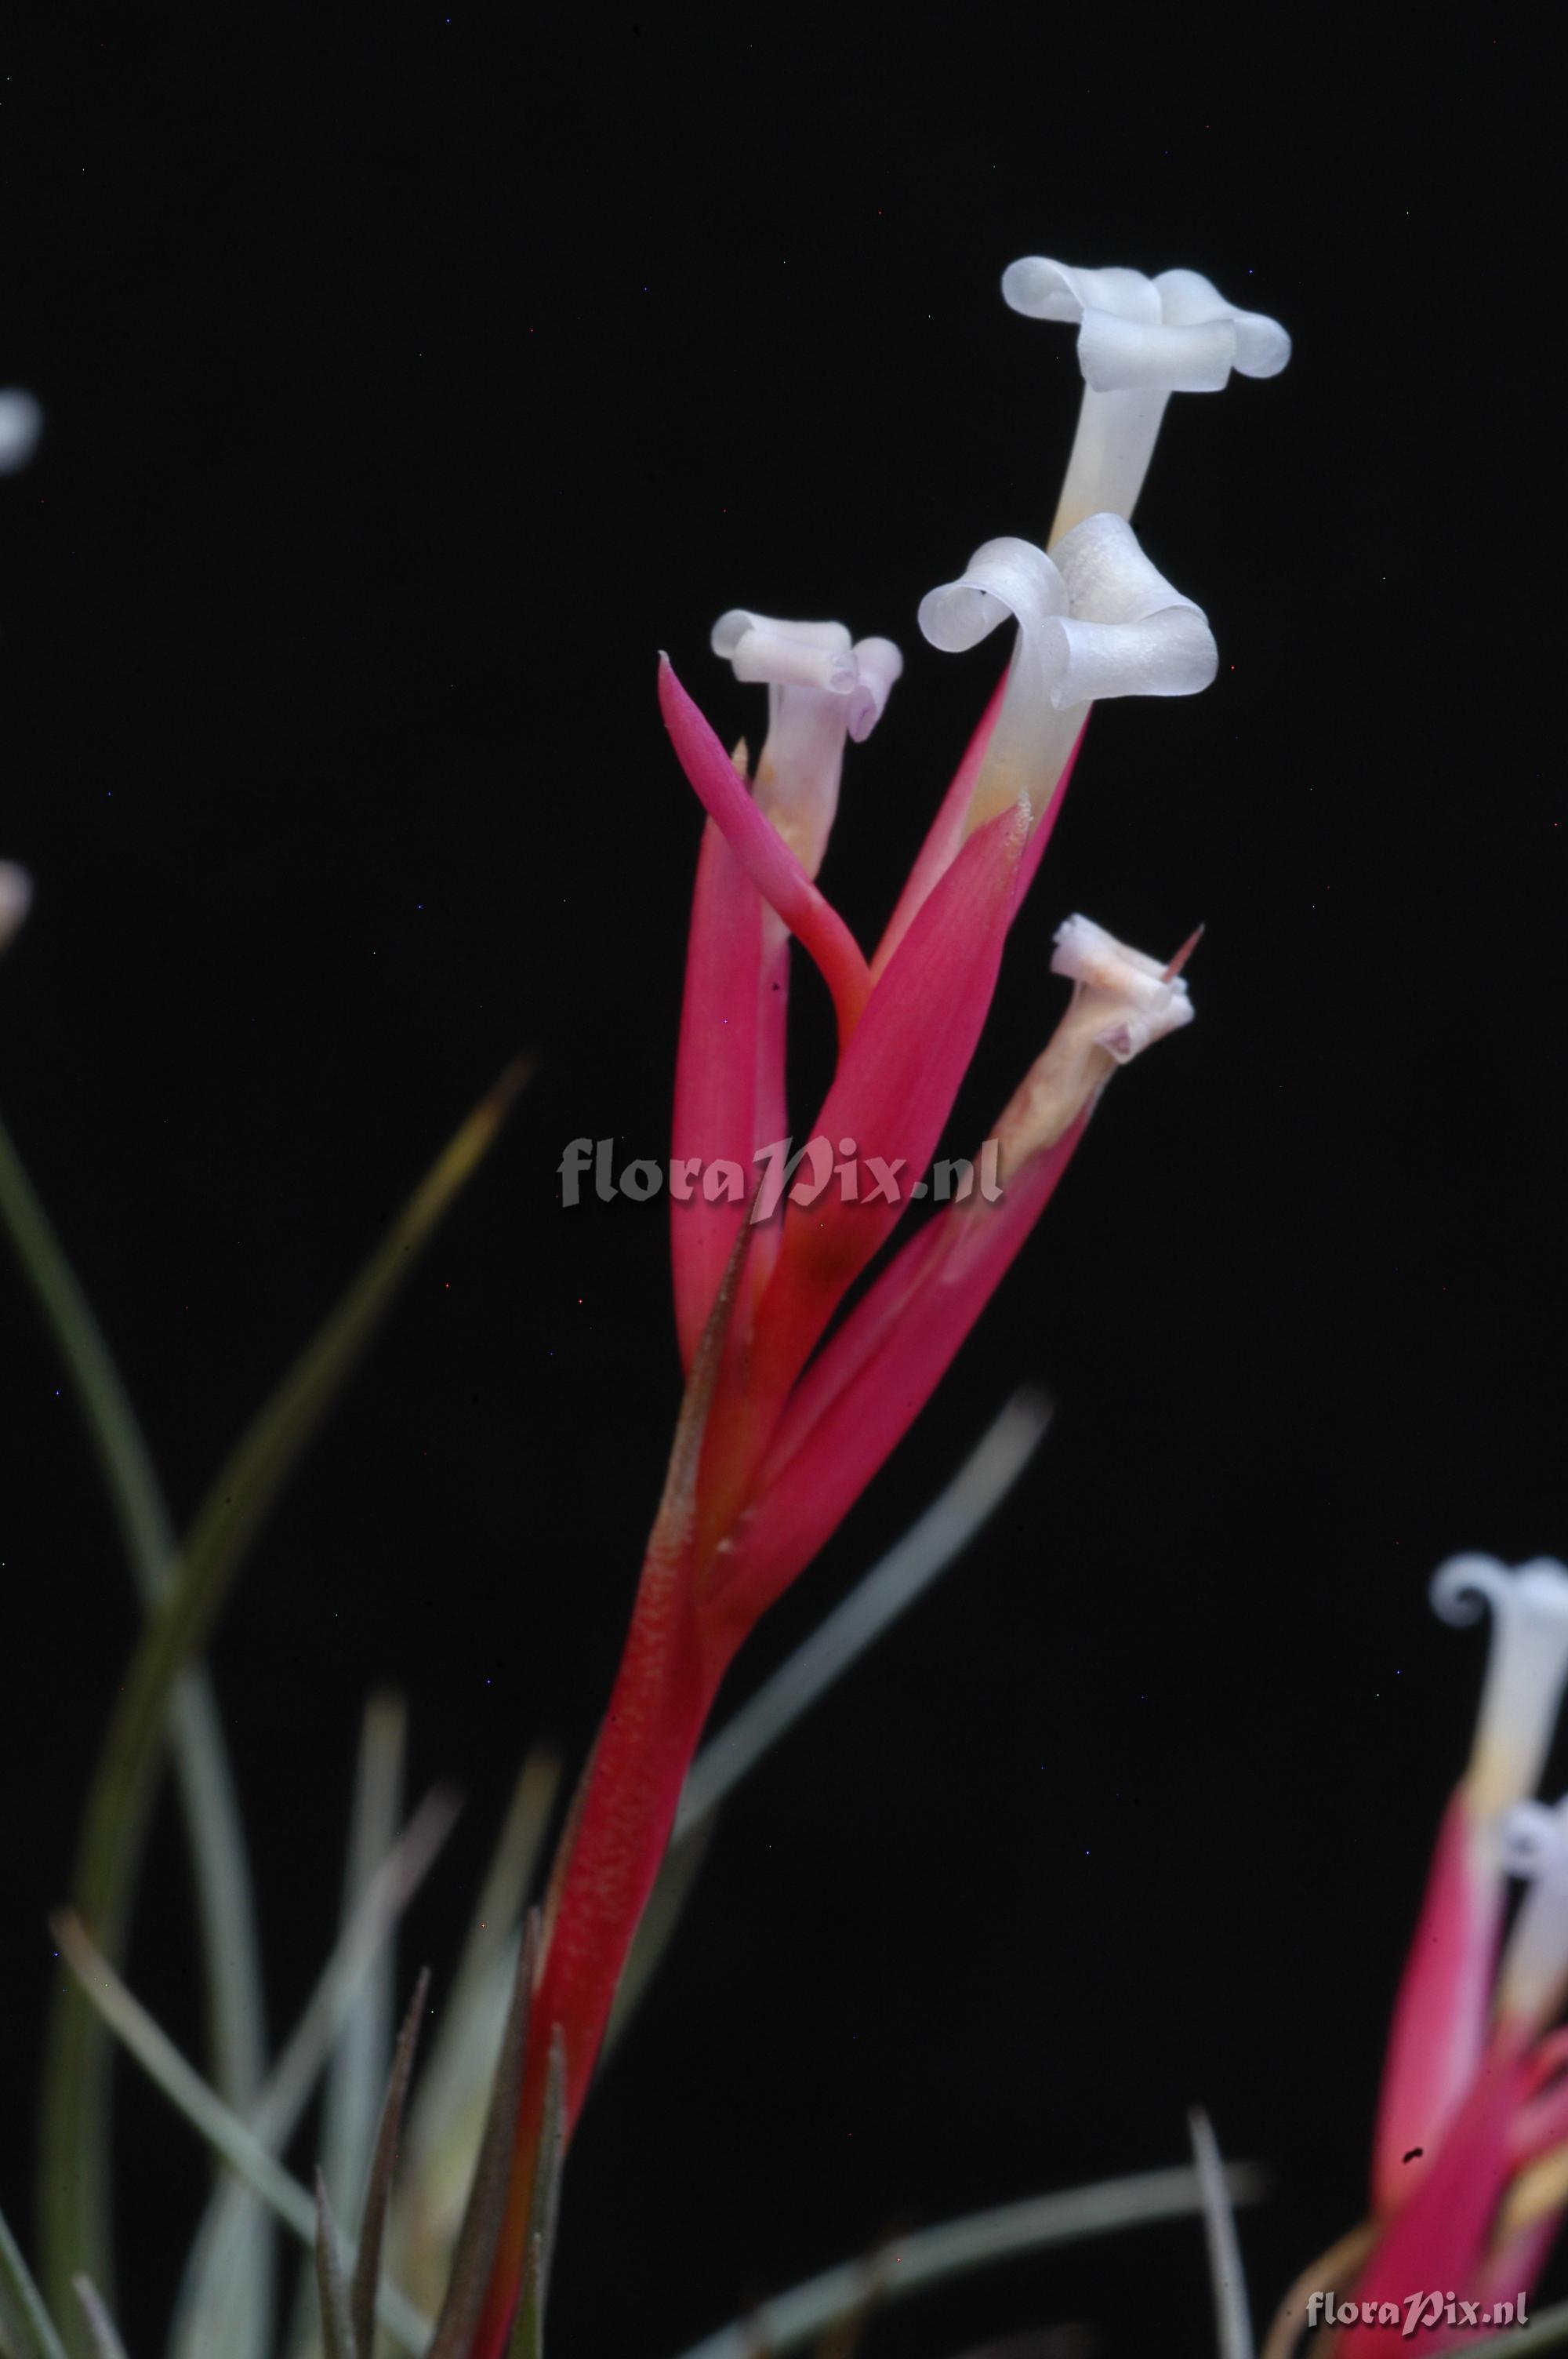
[70,2281,129,2359]
[1188,2109,1254,2359]
[667,2162,1268,2359]
[350,1968,430,2359]
[313,2176,357,2359]
[0,2202,69,2359]
[49,1912,430,2355]
[427,1916,539,2359]
[40,1059,527,2336]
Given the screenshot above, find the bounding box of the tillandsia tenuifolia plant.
[0,256,1299,2359]
[1265,1556,1568,2356]
[460,253,1294,2354]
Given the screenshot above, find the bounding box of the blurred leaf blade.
[49,1914,430,2354]
[69,2283,128,2359]
[396,1750,558,2310]
[1189,2109,1253,2359]
[1464,2299,1568,2356]
[313,2179,355,2359]
[171,1783,459,2357]
[607,1391,1051,2063]
[38,1060,528,2334]
[0,1110,269,2311]
[0,2201,70,2359]
[666,2162,1269,2359]
[505,2028,565,2359]
[350,1969,430,2359]
[677,1390,1051,1847]
[429,1914,539,2359]
[279,1697,407,2359]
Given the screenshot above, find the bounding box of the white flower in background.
[0,863,32,953]
[0,391,43,474]
[1001,257,1290,542]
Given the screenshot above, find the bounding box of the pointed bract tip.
[1163,924,1204,982]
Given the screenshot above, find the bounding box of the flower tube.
[1001,256,1290,542]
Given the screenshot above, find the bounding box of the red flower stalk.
[473,256,1291,2354]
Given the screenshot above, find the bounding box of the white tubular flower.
[0,862,32,953]
[918,514,1216,835]
[1498,1797,1568,2033]
[711,611,902,878]
[993,916,1194,1165]
[1432,1556,1568,1823]
[1001,256,1290,543]
[0,391,43,474]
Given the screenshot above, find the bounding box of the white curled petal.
[1042,608,1218,706]
[917,536,1067,655]
[992,914,1194,1164]
[712,611,851,659]
[844,636,902,743]
[0,391,43,473]
[1229,310,1291,377]
[1050,914,1194,1059]
[1078,307,1236,394]
[712,609,856,692]
[1044,514,1218,702]
[1051,513,1202,625]
[1001,257,1160,325]
[1153,269,1292,379]
[0,862,33,951]
[1432,1554,1568,1818]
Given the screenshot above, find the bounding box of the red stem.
[471,1547,725,2357]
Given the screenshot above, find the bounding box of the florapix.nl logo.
[557,1136,1005,1220]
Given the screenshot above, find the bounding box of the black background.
[1,6,1562,2354]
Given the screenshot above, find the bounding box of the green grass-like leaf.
[398,1745,560,2253]
[170,1782,459,2357]
[38,1061,527,2336]
[0,1111,269,2275]
[313,2176,356,2359]
[69,2282,129,2359]
[0,2201,69,2359]
[49,1914,431,2354]
[428,1913,539,2359]
[666,2162,1270,2359]
[281,1696,410,2359]
[505,2030,564,2359]
[1189,2108,1253,2359]
[606,1390,1052,2059]
[350,1968,430,2358]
